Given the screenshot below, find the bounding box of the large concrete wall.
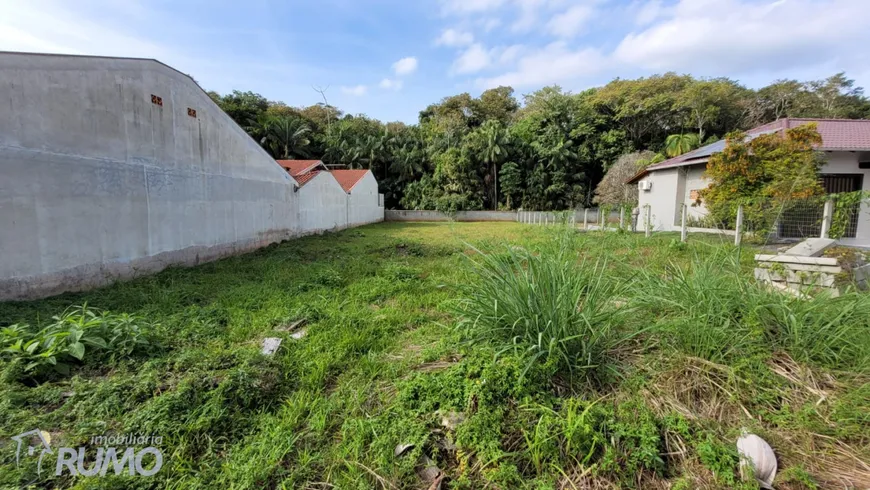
[347,172,384,226]
[0,52,303,300]
[298,172,348,233]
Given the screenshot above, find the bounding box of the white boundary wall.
[0,52,383,300]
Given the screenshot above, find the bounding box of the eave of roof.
[626,118,870,184]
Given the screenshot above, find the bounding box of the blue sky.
[2,0,869,123]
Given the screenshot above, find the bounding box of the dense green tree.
[499,162,522,209]
[208,70,870,212]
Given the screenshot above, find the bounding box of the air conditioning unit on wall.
[638,180,652,191]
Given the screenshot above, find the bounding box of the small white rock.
[261,337,282,355]
[737,432,777,489]
[394,443,415,457]
[290,329,307,340]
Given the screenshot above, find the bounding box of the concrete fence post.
[821,199,834,239]
[619,207,625,230]
[600,209,606,229]
[680,204,688,243]
[735,204,744,246]
[645,205,652,238]
[572,212,576,228]
[583,209,588,230]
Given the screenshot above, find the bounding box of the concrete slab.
[783,238,837,257]
[261,337,282,355]
[754,254,839,266]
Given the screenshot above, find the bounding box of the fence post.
[645,205,652,238]
[821,199,834,239]
[680,204,688,242]
[583,209,588,230]
[619,207,625,230]
[735,204,744,246]
[572,212,576,228]
[601,209,606,229]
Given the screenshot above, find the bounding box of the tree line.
[207,72,869,211]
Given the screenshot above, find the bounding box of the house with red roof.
[628,118,870,245]
[276,161,384,232]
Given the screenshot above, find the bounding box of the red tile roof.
[787,118,870,150]
[276,160,325,177]
[331,169,369,192]
[627,118,870,183]
[294,170,320,187]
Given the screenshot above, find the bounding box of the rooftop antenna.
[312,85,332,133]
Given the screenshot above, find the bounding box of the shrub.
[631,248,766,364]
[454,232,638,383]
[0,304,156,376]
[752,291,870,374]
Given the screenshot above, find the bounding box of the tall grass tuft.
[633,245,870,374]
[630,247,766,364]
[753,291,870,374]
[454,232,636,383]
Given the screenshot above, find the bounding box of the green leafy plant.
[0,304,156,375]
[454,231,640,383]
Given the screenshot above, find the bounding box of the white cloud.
[440,0,507,14]
[435,28,474,47]
[498,44,524,64]
[477,42,608,88]
[452,43,492,74]
[633,0,663,26]
[392,56,418,75]
[615,0,870,74]
[547,5,595,38]
[341,85,368,96]
[511,0,550,32]
[482,18,502,32]
[379,78,404,90]
[0,0,168,59]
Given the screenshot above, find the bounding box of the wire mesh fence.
[516,191,868,246]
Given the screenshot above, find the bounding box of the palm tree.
[664,133,701,158]
[476,121,510,209]
[390,138,424,183]
[260,116,312,159]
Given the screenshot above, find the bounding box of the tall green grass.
[454,232,639,383]
[630,247,766,364]
[633,245,870,373]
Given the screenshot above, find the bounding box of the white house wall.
[682,166,710,222]
[347,172,385,226]
[297,173,349,233]
[638,168,680,231]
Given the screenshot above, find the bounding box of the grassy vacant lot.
[1,222,868,489]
